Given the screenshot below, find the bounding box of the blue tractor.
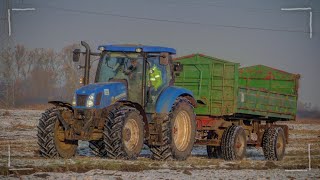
[37,41,196,160]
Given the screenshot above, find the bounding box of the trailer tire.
[207,146,222,159]
[221,125,247,161]
[103,106,144,159]
[262,127,285,161]
[150,97,196,161]
[37,107,78,158]
[89,140,107,157]
[206,131,222,158]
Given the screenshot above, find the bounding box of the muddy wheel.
[149,116,171,160]
[262,127,285,161]
[103,106,144,159]
[89,140,107,157]
[150,97,196,161]
[221,125,246,161]
[37,107,78,158]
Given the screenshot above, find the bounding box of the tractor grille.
[77,95,88,106]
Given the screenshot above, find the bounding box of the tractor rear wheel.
[37,107,78,158]
[221,125,246,161]
[150,97,196,161]
[103,106,144,159]
[262,127,286,161]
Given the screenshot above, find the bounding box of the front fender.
[155,86,194,113]
[48,101,73,111]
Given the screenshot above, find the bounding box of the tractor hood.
[74,82,127,109]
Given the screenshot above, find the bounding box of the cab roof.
[97,44,176,54]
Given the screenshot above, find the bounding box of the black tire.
[103,106,144,159]
[206,131,222,158]
[150,97,196,161]
[37,107,78,158]
[89,140,107,157]
[207,146,222,159]
[150,116,171,160]
[221,125,247,161]
[262,127,286,161]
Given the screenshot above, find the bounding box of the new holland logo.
[104,89,110,96]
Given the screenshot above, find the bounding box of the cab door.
[145,56,172,113]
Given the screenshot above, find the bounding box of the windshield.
[95,52,142,83]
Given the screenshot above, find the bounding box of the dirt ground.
[0,109,319,179]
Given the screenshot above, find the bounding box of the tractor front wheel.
[37,107,78,158]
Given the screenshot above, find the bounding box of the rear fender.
[155,86,195,113]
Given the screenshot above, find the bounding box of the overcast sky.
[0,0,319,107]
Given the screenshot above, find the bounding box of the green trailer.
[237,65,299,120]
[174,53,300,161]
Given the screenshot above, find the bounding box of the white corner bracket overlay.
[281,7,313,39]
[7,7,36,37]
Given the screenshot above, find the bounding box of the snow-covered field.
[0,109,319,179]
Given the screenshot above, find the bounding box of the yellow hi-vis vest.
[149,65,162,90]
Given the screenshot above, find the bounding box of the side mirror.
[159,52,169,65]
[73,49,81,62]
[174,62,183,72]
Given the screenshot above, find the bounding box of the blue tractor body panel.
[155,86,194,113]
[98,45,176,54]
[73,82,127,109]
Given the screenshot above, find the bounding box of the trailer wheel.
[37,107,78,158]
[262,127,285,161]
[206,131,222,158]
[221,125,246,161]
[207,146,222,158]
[103,106,144,159]
[150,97,196,161]
[89,140,107,157]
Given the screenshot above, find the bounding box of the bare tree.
[58,43,81,101]
[0,43,85,108]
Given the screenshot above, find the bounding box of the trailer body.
[174,53,300,161]
[174,54,299,120]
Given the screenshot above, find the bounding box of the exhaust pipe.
[81,41,91,85]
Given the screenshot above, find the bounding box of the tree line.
[0,44,82,108]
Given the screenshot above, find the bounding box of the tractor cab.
[72,43,178,113]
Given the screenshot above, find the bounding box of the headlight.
[72,94,76,106]
[135,48,142,53]
[99,46,105,51]
[86,93,95,107]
